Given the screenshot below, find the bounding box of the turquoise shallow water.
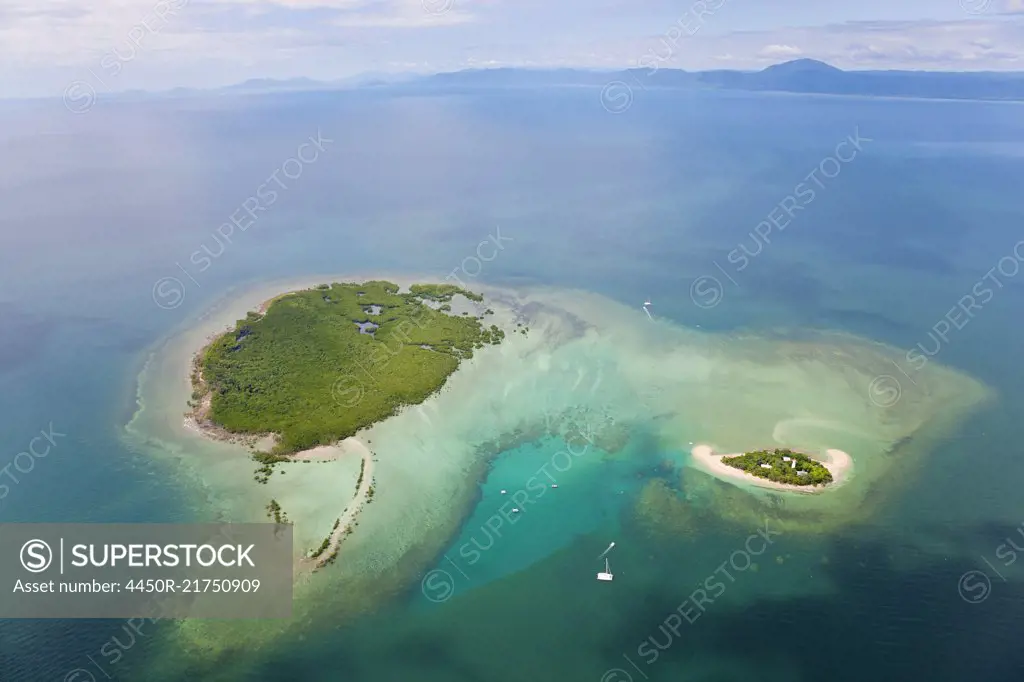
[1,87,1024,681]
[418,434,664,606]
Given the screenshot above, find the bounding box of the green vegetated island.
[189,281,506,466]
[721,448,834,487]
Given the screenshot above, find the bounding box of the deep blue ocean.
[1,86,1024,681]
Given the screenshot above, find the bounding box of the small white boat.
[500,489,507,494]
[551,484,558,489]
[597,558,614,582]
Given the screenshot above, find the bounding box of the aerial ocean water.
[1,87,1024,681]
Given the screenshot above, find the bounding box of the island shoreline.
[184,293,382,572]
[183,300,277,451]
[178,277,518,575]
[690,444,852,493]
[182,280,507,455]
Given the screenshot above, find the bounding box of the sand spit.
[294,438,376,574]
[164,274,531,572]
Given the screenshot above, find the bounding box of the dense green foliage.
[722,448,833,486]
[252,451,290,483]
[408,283,484,302]
[199,281,500,454]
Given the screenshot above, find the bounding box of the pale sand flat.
[290,444,343,462]
[296,437,376,574]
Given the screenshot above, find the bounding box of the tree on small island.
[722,448,833,486]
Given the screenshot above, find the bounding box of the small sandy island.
[690,444,852,493]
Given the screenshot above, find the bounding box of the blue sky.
[2,0,1024,98]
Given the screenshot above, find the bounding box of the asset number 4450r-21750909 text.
[124,578,261,593]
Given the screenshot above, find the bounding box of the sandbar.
[296,437,376,573]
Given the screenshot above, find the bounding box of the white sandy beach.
[690,444,852,493]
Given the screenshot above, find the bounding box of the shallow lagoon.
[122,278,990,679]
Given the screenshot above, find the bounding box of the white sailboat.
[597,557,614,582]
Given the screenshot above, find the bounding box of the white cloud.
[331,0,474,27]
[757,44,803,58]
[703,18,1024,70]
[0,1,1022,98]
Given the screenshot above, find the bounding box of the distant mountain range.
[130,60,1024,102]
[397,60,1024,102]
[118,72,419,99]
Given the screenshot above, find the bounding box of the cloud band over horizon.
[1,0,1023,98]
